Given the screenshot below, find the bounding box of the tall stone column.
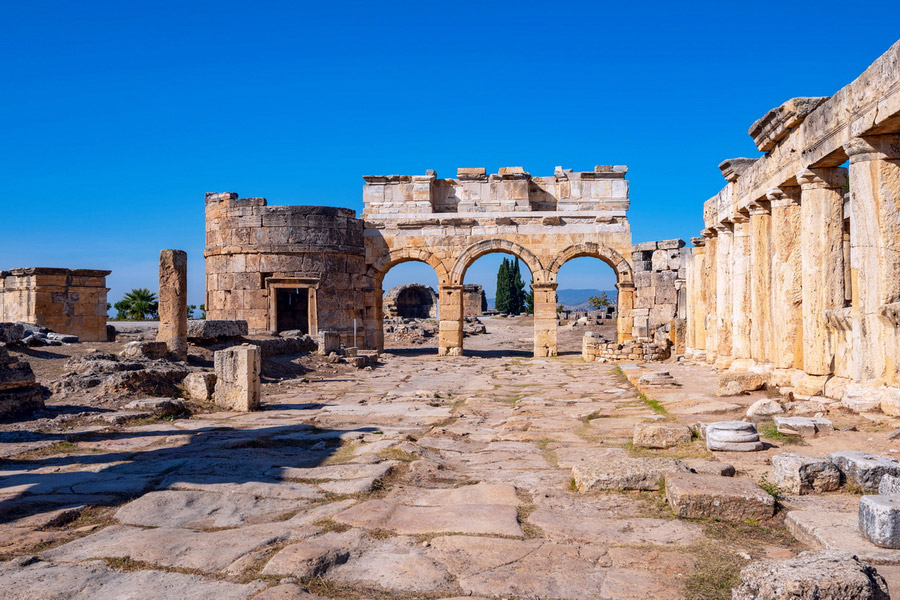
[843,135,900,388]
[730,214,752,370]
[157,249,188,361]
[616,282,635,343]
[702,230,718,364]
[767,187,803,382]
[685,238,706,358]
[438,284,464,356]
[796,167,848,395]
[714,223,733,369]
[748,201,773,368]
[533,282,558,357]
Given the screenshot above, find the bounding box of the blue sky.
[1,1,897,307]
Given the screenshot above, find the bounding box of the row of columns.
[686,134,900,399]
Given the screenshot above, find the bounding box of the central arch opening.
[379,260,440,355]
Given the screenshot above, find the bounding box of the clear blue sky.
[1,1,897,308]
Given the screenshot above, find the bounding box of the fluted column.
[796,167,848,394]
[843,135,900,388]
[748,201,773,368]
[714,222,733,369]
[533,282,558,357]
[438,284,464,356]
[730,214,752,369]
[767,187,803,380]
[702,229,718,364]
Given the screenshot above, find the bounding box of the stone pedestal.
[768,186,803,372]
[714,223,733,369]
[157,249,188,361]
[532,282,558,357]
[213,344,260,411]
[438,285,464,356]
[797,168,847,377]
[844,136,900,389]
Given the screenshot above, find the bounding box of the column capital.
[690,236,706,247]
[843,134,900,163]
[731,212,750,224]
[747,200,771,216]
[766,186,801,207]
[796,167,848,190]
[616,281,635,291]
[713,222,733,234]
[701,228,717,238]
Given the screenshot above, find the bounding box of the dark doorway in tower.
[275,288,309,333]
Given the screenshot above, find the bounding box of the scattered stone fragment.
[732,550,889,600]
[684,459,735,477]
[705,421,763,452]
[746,398,783,420]
[632,421,692,449]
[572,453,690,491]
[771,453,841,495]
[716,380,746,397]
[638,371,678,386]
[774,415,833,438]
[859,495,900,549]
[0,322,25,343]
[665,472,775,521]
[830,451,900,492]
[720,371,766,392]
[123,397,185,417]
[188,319,248,341]
[183,371,217,402]
[878,474,900,495]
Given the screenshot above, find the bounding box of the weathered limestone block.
[317,331,341,355]
[665,472,775,521]
[719,371,766,392]
[716,380,747,397]
[632,421,692,449]
[771,453,841,495]
[879,474,900,495]
[859,495,900,548]
[774,416,833,438]
[123,397,185,417]
[213,344,260,411]
[732,550,889,600]
[685,459,735,477]
[706,421,763,452]
[0,322,25,344]
[637,371,677,386]
[183,372,217,402]
[830,451,900,492]
[187,319,247,341]
[157,249,188,361]
[120,341,169,360]
[746,398,784,420]
[572,451,690,491]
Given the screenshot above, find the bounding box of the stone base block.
[187,319,248,341]
[213,344,261,412]
[774,416,834,438]
[720,370,766,392]
[665,472,775,521]
[572,451,690,491]
[830,451,900,493]
[772,453,841,495]
[860,495,900,549]
[121,341,169,360]
[794,374,830,398]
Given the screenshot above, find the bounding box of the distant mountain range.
[487,288,617,311]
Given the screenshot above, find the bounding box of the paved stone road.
[1,352,785,599]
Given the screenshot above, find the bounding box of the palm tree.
[118,288,159,320]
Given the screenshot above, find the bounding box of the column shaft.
[532,283,558,357]
[157,249,188,361]
[703,232,718,364]
[438,284,464,356]
[714,224,733,368]
[748,202,773,366]
[768,187,803,373]
[731,216,752,366]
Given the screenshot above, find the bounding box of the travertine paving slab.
[786,510,900,565]
[115,490,300,529]
[528,508,702,546]
[333,499,523,537]
[325,537,455,593]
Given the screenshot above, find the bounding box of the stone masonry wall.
[631,239,688,350]
[463,284,483,317]
[204,193,368,346]
[0,268,110,342]
[582,332,670,362]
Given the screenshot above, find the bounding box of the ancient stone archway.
[362,166,634,356]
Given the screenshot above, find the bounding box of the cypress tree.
[495,257,510,313]
[480,289,488,312]
[509,259,526,314]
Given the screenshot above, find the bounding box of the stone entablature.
[685,40,900,411]
[0,268,110,342]
[362,166,636,357]
[363,165,629,216]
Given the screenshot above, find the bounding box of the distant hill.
[487,288,617,311]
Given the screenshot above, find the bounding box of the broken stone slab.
[97,410,153,425]
[262,529,369,578]
[665,472,775,521]
[715,380,747,396]
[772,453,841,495]
[214,344,260,411]
[120,341,169,360]
[637,371,678,386]
[830,451,900,492]
[188,319,248,341]
[746,398,784,420]
[632,421,692,449]
[720,371,766,392]
[0,322,25,344]
[123,397,185,417]
[47,332,79,343]
[572,453,690,491]
[860,495,900,549]
[684,459,735,477]
[732,550,889,600]
[706,421,763,451]
[786,509,900,565]
[183,371,217,402]
[774,415,834,438]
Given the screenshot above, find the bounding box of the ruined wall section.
[631,239,688,350]
[0,268,110,342]
[204,193,367,345]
